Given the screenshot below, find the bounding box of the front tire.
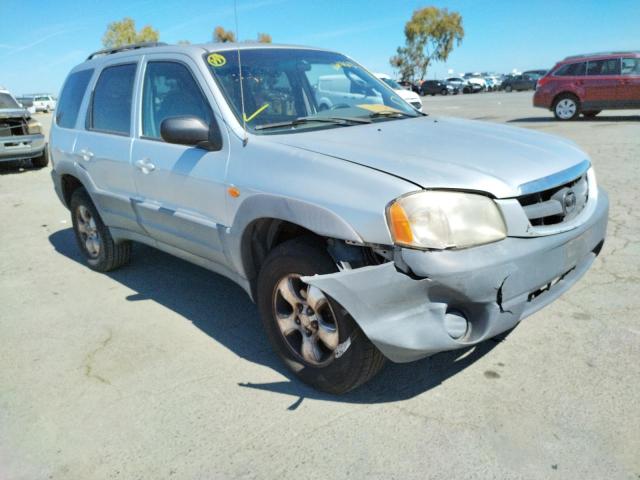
[31,146,49,168]
[257,237,385,394]
[70,188,131,272]
[553,94,580,120]
[504,85,513,92]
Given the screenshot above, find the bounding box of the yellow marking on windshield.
[208,53,227,67]
[243,103,270,123]
[356,104,402,113]
[332,61,354,70]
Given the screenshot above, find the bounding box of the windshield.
[206,48,419,133]
[0,93,20,109]
[379,77,402,90]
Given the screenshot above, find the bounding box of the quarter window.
[554,62,586,76]
[141,61,211,139]
[621,58,640,75]
[586,59,621,76]
[90,63,137,135]
[56,69,93,128]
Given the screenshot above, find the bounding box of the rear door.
[50,68,94,177]
[73,60,143,234]
[130,54,230,264]
[620,57,640,107]
[583,58,621,109]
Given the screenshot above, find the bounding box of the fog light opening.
[444,310,469,340]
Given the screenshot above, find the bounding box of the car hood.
[0,108,29,119]
[269,116,589,198]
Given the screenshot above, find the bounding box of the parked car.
[316,74,383,110]
[375,73,423,111]
[502,72,541,92]
[16,96,37,114]
[446,77,478,93]
[397,80,421,94]
[51,42,608,393]
[420,80,458,96]
[0,87,48,167]
[534,51,640,120]
[464,73,487,91]
[22,94,57,112]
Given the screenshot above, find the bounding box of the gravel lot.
[1,92,639,480]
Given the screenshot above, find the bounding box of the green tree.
[102,17,159,48]
[390,7,464,82]
[257,32,272,43]
[213,26,236,43]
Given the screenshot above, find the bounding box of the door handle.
[135,158,156,174]
[78,148,94,161]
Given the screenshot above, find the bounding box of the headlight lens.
[387,191,507,250]
[27,118,42,135]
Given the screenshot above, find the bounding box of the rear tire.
[553,94,580,120]
[70,188,131,272]
[31,146,49,168]
[440,88,448,95]
[257,237,385,394]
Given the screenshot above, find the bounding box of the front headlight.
[27,118,42,135]
[386,190,507,250]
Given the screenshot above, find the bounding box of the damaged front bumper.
[0,133,45,163]
[304,188,609,363]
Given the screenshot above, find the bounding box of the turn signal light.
[388,202,413,244]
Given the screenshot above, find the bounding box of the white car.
[375,73,423,111]
[24,94,56,113]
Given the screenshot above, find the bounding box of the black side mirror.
[160,116,222,151]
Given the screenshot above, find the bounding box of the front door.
[131,56,229,265]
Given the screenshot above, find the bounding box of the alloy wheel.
[555,98,577,119]
[76,205,101,258]
[272,274,339,365]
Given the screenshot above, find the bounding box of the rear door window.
[554,62,586,76]
[56,69,94,128]
[586,59,621,76]
[621,58,640,75]
[89,63,137,135]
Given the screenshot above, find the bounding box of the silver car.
[50,43,608,393]
[0,88,48,167]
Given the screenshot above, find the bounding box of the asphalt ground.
[1,91,639,479]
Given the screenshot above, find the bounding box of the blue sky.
[1,0,638,95]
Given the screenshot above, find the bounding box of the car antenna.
[234,0,249,146]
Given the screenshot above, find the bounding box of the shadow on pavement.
[0,161,44,175]
[49,227,508,407]
[508,115,640,123]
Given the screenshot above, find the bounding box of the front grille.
[0,118,27,137]
[517,174,588,226]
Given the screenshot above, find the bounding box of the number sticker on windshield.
[208,53,227,67]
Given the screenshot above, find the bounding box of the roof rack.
[86,42,168,60]
[564,51,639,60]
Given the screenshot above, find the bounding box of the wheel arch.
[60,173,86,208]
[229,194,364,298]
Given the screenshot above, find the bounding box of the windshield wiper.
[254,116,371,131]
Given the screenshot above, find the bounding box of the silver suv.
[50,42,608,393]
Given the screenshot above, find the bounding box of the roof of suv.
[562,51,640,62]
[82,41,333,67]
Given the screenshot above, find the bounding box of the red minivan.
[534,51,640,120]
